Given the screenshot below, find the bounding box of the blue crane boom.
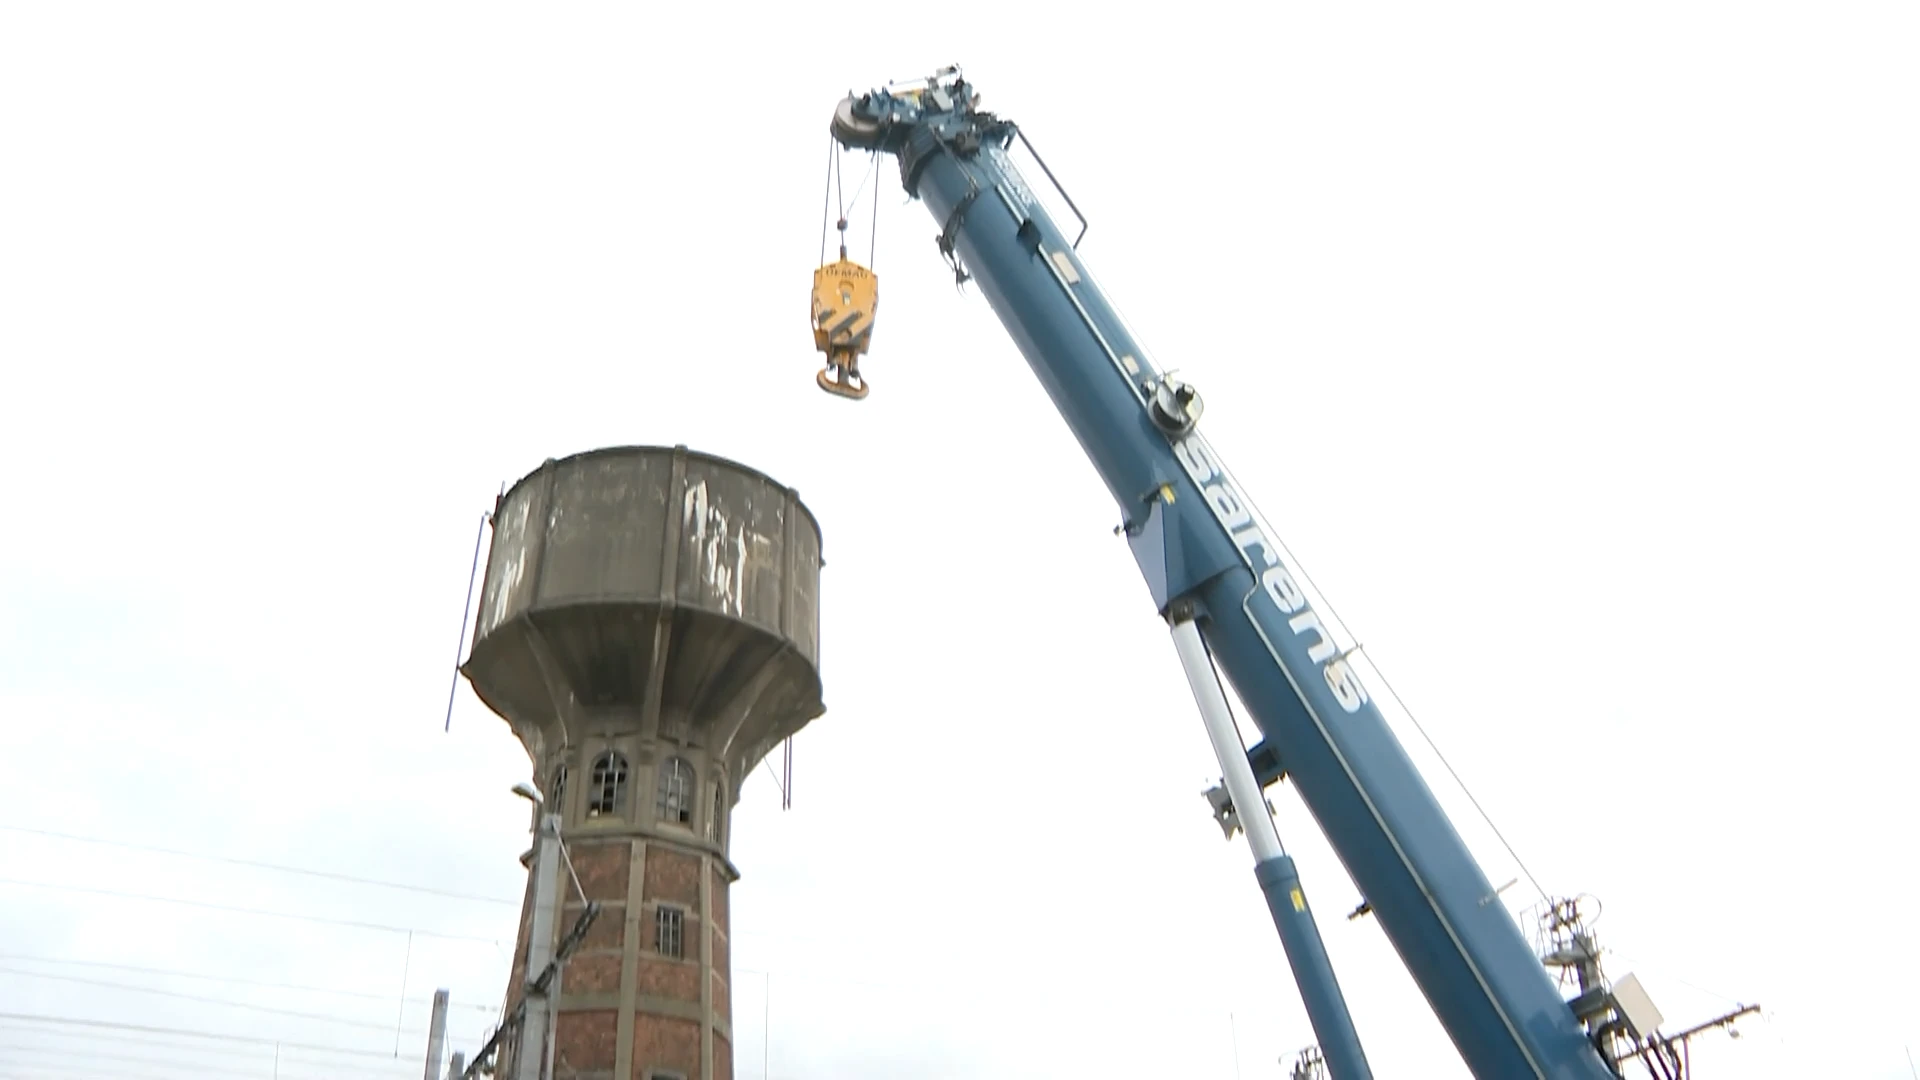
[823,68,1619,1080]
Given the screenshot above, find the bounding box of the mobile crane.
[811,67,1753,1079]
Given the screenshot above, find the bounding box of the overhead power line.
[0,965,428,1033]
[0,1040,353,1080]
[0,1020,425,1074]
[0,876,503,945]
[0,951,496,1012]
[0,1011,415,1060]
[0,823,518,905]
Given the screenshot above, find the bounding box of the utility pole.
[423,988,450,1080]
[453,787,601,1080]
[516,811,563,1080]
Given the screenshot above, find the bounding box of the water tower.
[462,445,825,1080]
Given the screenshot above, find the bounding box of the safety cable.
[1351,652,1548,905]
[1212,450,1552,907]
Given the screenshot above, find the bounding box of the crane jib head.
[1170,434,1371,715]
[829,67,984,157]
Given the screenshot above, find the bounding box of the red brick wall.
[553,1009,618,1073]
[632,1016,701,1079]
[573,902,625,951]
[512,831,741,1080]
[637,956,700,1002]
[571,840,633,902]
[643,848,700,906]
[567,951,623,996]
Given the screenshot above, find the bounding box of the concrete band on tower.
[462,445,826,1080]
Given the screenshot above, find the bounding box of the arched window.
[707,782,725,841]
[657,756,694,824]
[550,763,569,816]
[587,751,627,818]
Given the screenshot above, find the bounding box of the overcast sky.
[3,4,1916,1079]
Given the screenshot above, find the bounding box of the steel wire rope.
[1056,211,1553,906]
[1207,446,1553,906]
[0,823,519,905]
[841,150,876,234]
[821,138,878,262]
[817,133,835,265]
[0,876,503,945]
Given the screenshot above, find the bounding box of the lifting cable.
[811,135,883,400]
[817,134,879,267]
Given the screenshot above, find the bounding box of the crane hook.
[815,357,870,400]
[811,252,879,401]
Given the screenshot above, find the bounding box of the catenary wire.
[0,1040,358,1080]
[0,876,503,945]
[0,951,496,1012]
[0,1021,425,1073]
[0,824,518,905]
[0,966,426,1032]
[0,1012,420,1060]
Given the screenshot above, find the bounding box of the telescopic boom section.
[829,69,1617,1080]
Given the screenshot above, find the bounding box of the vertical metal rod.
[516,813,563,1080]
[1230,1012,1243,1080]
[423,989,450,1080]
[445,512,490,732]
[1167,614,1374,1080]
[395,931,415,1054]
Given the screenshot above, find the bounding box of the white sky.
[2,3,1916,1079]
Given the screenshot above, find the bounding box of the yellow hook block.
[811,256,879,400]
